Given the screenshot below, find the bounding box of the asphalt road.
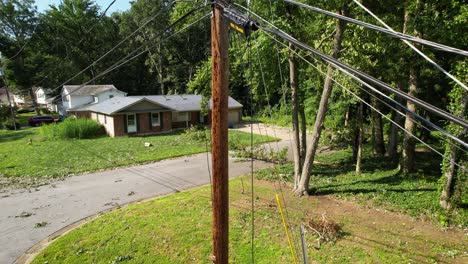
[0,124,295,263]
[0,153,272,264]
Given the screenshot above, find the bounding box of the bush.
[40,108,51,114]
[182,125,209,142]
[2,119,20,130]
[39,118,106,139]
[16,108,32,114]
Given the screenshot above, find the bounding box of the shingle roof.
[63,85,121,96]
[69,94,243,115]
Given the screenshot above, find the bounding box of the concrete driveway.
[0,125,282,264]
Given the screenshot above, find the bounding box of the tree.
[295,4,349,195]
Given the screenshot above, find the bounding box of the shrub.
[39,118,106,139]
[40,108,51,114]
[2,119,20,130]
[16,108,32,114]
[182,125,209,142]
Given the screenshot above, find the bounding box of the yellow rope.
[276,193,298,264]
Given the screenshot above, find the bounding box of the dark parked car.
[28,115,55,127]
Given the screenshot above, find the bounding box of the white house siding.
[35,88,47,105]
[91,112,115,137]
[66,95,93,109]
[228,109,241,125]
[96,91,126,103]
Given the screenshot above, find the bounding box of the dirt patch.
[256,180,467,263]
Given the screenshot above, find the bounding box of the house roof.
[63,85,123,96]
[68,94,243,115]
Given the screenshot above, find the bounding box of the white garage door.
[228,110,239,125]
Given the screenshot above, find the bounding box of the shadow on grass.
[0,129,36,143]
[309,148,442,196]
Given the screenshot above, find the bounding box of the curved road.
[0,124,292,264]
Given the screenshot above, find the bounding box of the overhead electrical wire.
[234,5,467,147]
[259,24,468,147]
[281,0,468,57]
[52,6,210,103]
[264,31,468,173]
[50,0,181,94]
[247,17,468,130]
[13,0,120,93]
[350,0,468,91]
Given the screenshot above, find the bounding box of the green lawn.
[256,147,468,228]
[32,178,467,264]
[0,128,277,188]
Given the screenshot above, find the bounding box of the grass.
[256,146,468,228]
[32,178,467,263]
[0,128,277,188]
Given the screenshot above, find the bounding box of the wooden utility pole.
[211,1,229,263]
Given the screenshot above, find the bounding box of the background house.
[68,95,243,137]
[33,87,48,107]
[62,84,127,114]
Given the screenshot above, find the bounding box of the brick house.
[68,95,243,137]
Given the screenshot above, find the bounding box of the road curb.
[13,190,182,264]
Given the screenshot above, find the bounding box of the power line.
[53,7,210,104]
[254,21,468,130]
[265,32,468,173]
[350,0,467,91]
[50,0,180,94]
[282,0,468,57]
[235,5,468,145]
[262,22,468,147]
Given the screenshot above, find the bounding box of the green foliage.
[2,118,20,130]
[257,146,467,228]
[233,145,288,164]
[181,125,209,142]
[39,118,106,139]
[31,178,467,264]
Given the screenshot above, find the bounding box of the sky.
[35,0,132,14]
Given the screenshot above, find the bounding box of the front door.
[127,114,137,133]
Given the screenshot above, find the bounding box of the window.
[151,112,160,126]
[104,115,107,124]
[109,95,114,99]
[172,112,191,122]
[127,114,136,126]
[94,96,99,103]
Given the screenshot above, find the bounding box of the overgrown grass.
[0,128,276,187]
[39,118,106,139]
[256,147,467,228]
[32,178,467,264]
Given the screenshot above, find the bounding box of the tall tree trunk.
[295,7,348,196]
[356,101,364,175]
[440,93,467,209]
[289,43,302,189]
[401,64,418,173]
[387,3,409,160]
[157,41,165,95]
[29,88,40,115]
[386,106,402,159]
[401,1,421,174]
[371,95,385,155]
[344,106,350,128]
[299,105,307,167]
